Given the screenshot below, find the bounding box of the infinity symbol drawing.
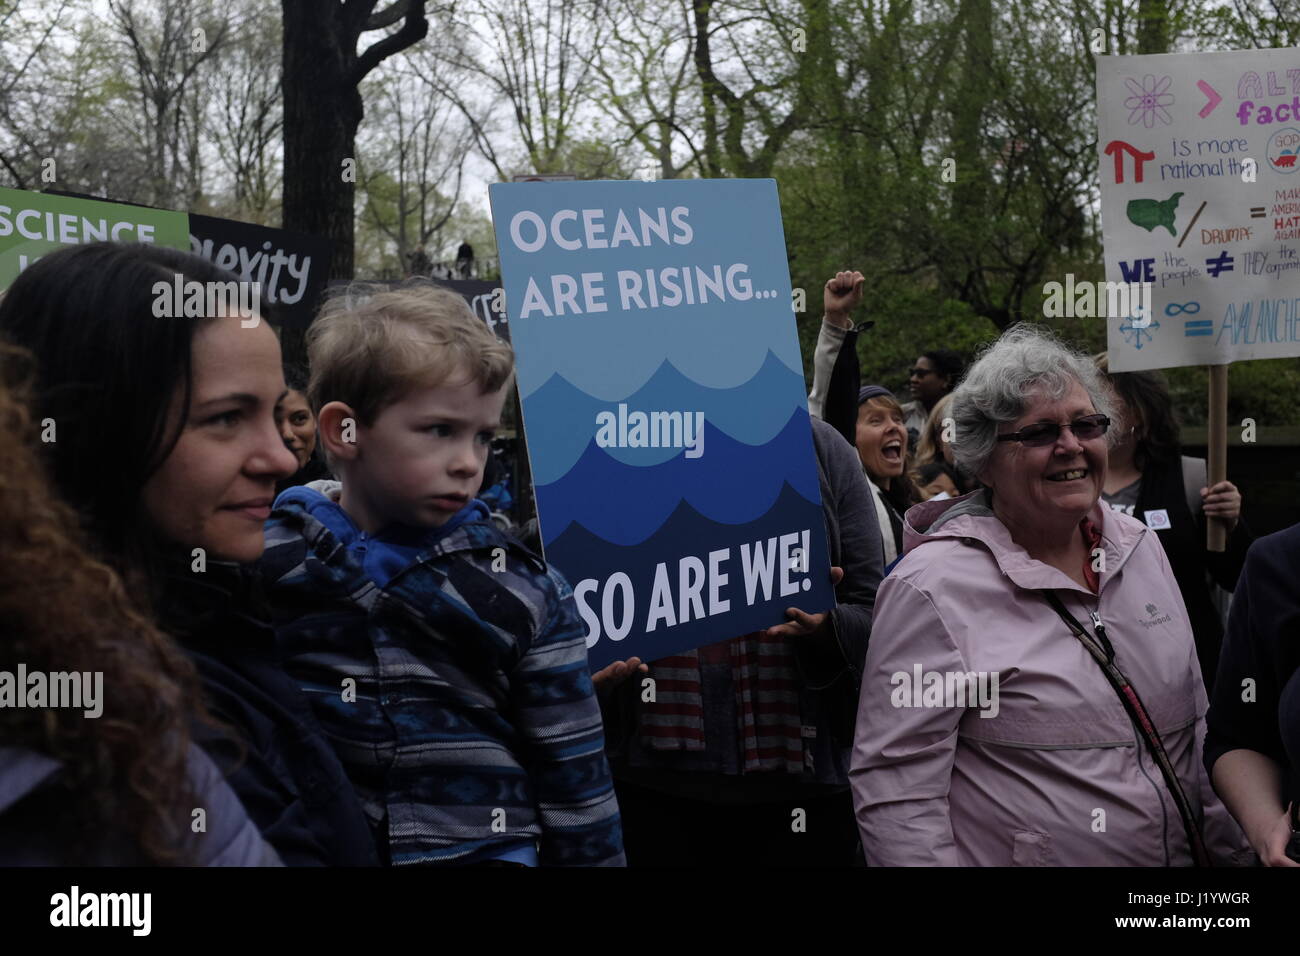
[1164,301,1200,316]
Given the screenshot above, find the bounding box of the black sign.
[325,277,509,342]
[434,278,508,342]
[189,213,332,329]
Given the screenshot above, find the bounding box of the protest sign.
[437,277,508,341]
[189,213,332,328]
[489,178,834,670]
[0,189,332,331]
[325,277,508,341]
[1097,49,1300,372]
[0,187,189,289]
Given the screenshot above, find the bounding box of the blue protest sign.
[489,179,834,670]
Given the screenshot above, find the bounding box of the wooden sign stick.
[1206,364,1228,552]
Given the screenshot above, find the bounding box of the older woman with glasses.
[850,325,1249,866]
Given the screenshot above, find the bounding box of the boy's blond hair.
[306,281,514,424]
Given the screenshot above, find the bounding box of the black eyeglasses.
[997,414,1110,447]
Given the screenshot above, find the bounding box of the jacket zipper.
[1091,603,1175,864]
[1088,610,1116,662]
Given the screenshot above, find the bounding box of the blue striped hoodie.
[258,482,625,866]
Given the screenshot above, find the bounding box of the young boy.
[259,283,624,866]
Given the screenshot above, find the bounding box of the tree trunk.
[279,0,427,367]
[282,1,364,283]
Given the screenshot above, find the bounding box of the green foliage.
[1164,360,1300,430]
[850,297,999,396]
[773,0,1300,426]
[509,137,635,181]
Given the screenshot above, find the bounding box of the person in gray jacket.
[0,747,279,866]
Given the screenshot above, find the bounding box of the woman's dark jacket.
[158,562,379,866]
[1137,452,1252,691]
[1204,523,1300,808]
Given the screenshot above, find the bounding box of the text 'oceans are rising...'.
[504,205,780,318]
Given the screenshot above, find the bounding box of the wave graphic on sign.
[521,349,809,485]
[534,405,820,546]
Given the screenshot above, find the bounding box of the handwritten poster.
[1097,50,1300,371]
[489,179,834,670]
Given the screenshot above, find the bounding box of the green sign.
[0,187,190,290]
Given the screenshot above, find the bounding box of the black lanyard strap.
[1041,589,1212,867]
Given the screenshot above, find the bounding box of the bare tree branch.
[366,0,412,30]
[351,0,429,85]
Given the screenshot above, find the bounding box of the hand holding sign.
[1200,479,1241,532]
[763,566,844,639]
[591,656,648,693]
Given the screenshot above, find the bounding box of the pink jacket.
[850,490,1250,866]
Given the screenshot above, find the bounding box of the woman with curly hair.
[0,242,377,866]
[0,342,275,865]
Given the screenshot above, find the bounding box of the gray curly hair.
[949,323,1118,480]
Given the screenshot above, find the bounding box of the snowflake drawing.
[1120,315,1159,348]
[1124,74,1174,127]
